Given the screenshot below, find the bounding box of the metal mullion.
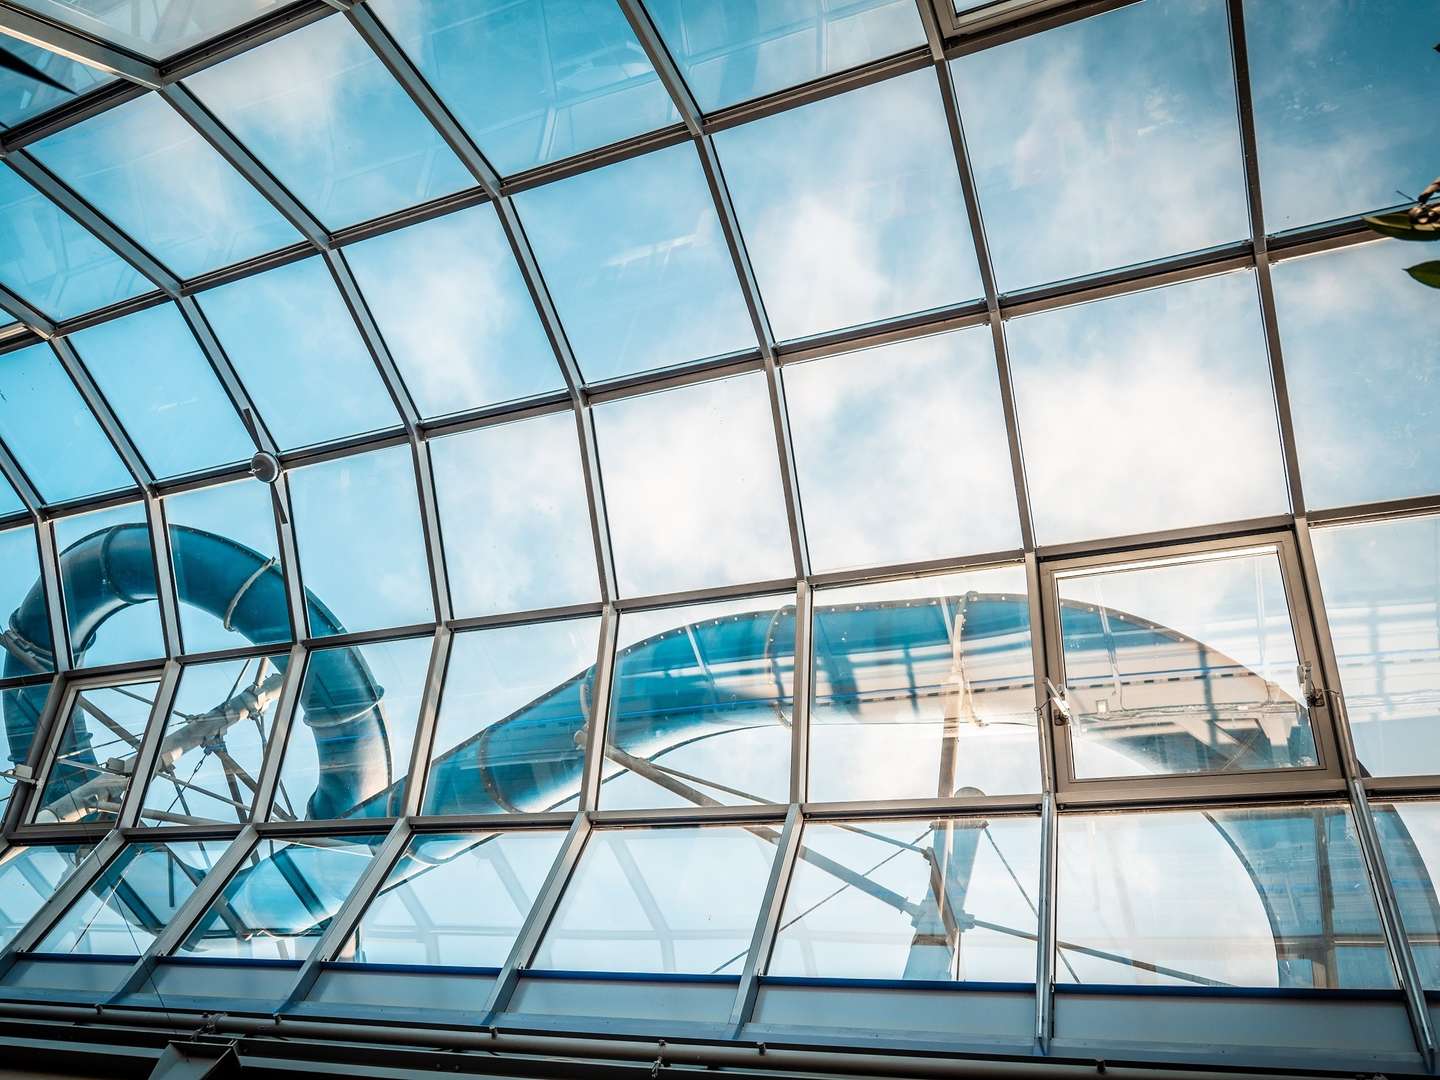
[48,338,152,489]
[114,659,181,829]
[0,436,42,518]
[0,827,125,977]
[250,643,308,821]
[1034,790,1058,1054]
[790,581,812,805]
[448,602,604,634]
[578,606,618,812]
[143,492,183,657]
[0,280,56,337]
[728,802,802,1032]
[574,403,618,602]
[270,470,309,643]
[32,519,73,674]
[323,248,421,431]
[400,626,452,818]
[175,293,279,456]
[0,2,161,86]
[615,0,702,135]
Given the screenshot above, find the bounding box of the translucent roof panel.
[602,594,795,810]
[516,142,756,383]
[343,205,563,419]
[30,93,301,280]
[1006,271,1288,544]
[595,371,792,597]
[368,0,678,177]
[0,524,52,675]
[430,411,599,618]
[0,41,111,129]
[714,68,982,342]
[69,303,253,479]
[31,678,160,825]
[288,444,434,637]
[423,617,601,817]
[785,327,1021,573]
[184,15,472,229]
[646,0,925,112]
[0,343,134,504]
[197,256,400,450]
[953,0,1247,294]
[9,1,288,60]
[1246,0,1438,231]
[54,503,164,667]
[0,164,150,321]
[1272,241,1440,510]
[769,816,1040,982]
[0,844,90,951]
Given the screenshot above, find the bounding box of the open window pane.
[55,503,165,668]
[532,825,775,974]
[342,829,566,967]
[1058,806,1393,989]
[0,844,92,951]
[769,816,1040,982]
[810,566,1040,801]
[31,678,160,826]
[7,0,287,59]
[601,594,794,810]
[1056,547,1315,780]
[714,68,982,342]
[422,617,600,817]
[0,524,53,678]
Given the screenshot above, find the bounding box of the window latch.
[1044,678,1073,726]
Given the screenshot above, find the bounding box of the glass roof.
[8,1,287,61]
[0,41,110,129]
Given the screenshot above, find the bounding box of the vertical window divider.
[578,606,619,813]
[790,581,813,806]
[728,802,803,1033]
[114,658,182,829]
[400,625,452,819]
[249,642,307,823]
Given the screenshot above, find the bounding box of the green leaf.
[1365,211,1440,241]
[1405,261,1440,289]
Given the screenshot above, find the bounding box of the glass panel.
[29,93,301,279]
[176,834,383,961]
[785,327,1020,572]
[273,635,432,821]
[54,503,165,667]
[423,617,600,816]
[165,480,289,655]
[714,68,981,342]
[1272,241,1440,510]
[0,844,91,950]
[342,829,566,966]
[197,256,400,451]
[532,825,775,974]
[602,594,794,810]
[515,142,756,383]
[1006,271,1288,544]
[31,678,160,826]
[8,0,287,59]
[70,303,252,478]
[0,44,110,129]
[1057,547,1314,779]
[369,0,677,177]
[1246,0,1437,230]
[1058,806,1393,989]
[343,205,562,418]
[811,566,1039,801]
[646,0,923,112]
[1311,516,1440,778]
[0,343,134,504]
[137,655,287,828]
[770,816,1040,981]
[0,524,54,678]
[952,0,1246,293]
[288,444,434,637]
[431,411,599,618]
[184,15,471,229]
[1374,800,1440,988]
[0,474,21,518]
[37,839,229,956]
[0,682,53,824]
[0,163,150,321]
[595,372,792,597]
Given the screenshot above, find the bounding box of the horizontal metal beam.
[0,2,161,87]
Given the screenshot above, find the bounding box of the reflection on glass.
[369,0,676,176]
[770,816,1039,981]
[1058,547,1315,779]
[602,595,793,810]
[516,142,755,383]
[289,444,434,637]
[0,844,91,951]
[714,69,981,342]
[953,0,1246,292]
[1247,0,1437,230]
[0,683,52,824]
[70,303,252,478]
[1006,271,1288,544]
[1311,516,1440,778]
[137,656,287,828]
[0,43,109,128]
[1058,806,1393,988]
[38,840,228,955]
[55,503,165,667]
[423,617,600,816]
[0,163,149,321]
[165,480,290,655]
[177,834,383,961]
[785,328,1020,572]
[274,636,431,821]
[532,825,775,974]
[342,829,566,966]
[30,93,300,278]
[10,0,286,59]
[431,412,599,618]
[595,372,792,597]
[1272,241,1440,509]
[0,525,53,677]
[197,256,400,451]
[0,475,21,519]
[810,566,1039,801]
[1374,800,1440,989]
[31,679,160,826]
[343,205,562,418]
[0,343,133,504]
